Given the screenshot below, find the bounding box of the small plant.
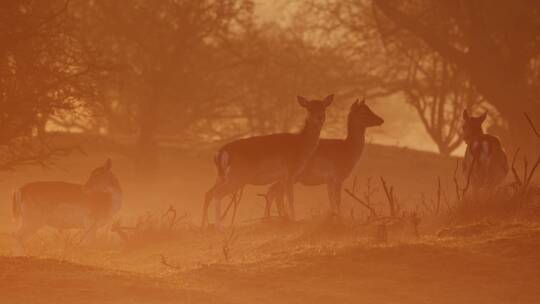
[161,205,188,230]
[222,227,239,262]
[380,177,399,217]
[111,205,190,246]
[345,176,419,239]
[220,188,244,227]
[344,176,378,219]
[160,255,182,271]
[420,176,449,215]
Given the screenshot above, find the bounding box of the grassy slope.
[1,135,537,303]
[0,135,459,229]
[0,256,226,304]
[2,222,540,304]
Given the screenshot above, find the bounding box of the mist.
[1,1,540,303]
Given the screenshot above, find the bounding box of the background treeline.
[2,0,540,175]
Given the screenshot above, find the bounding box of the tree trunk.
[437,144,451,157]
[467,60,538,154]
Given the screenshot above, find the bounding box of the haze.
[1,1,540,303]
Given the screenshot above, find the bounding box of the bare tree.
[78,0,254,177]
[0,1,99,170]
[298,0,498,156]
[373,0,540,152]
[402,50,483,155]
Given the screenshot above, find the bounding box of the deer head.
[462,110,487,144]
[83,158,122,194]
[297,94,334,129]
[348,99,384,129]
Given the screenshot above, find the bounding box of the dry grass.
[2,219,540,304]
[2,136,540,303]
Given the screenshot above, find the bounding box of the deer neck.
[83,184,123,215]
[298,119,323,152]
[465,130,486,145]
[345,126,366,158]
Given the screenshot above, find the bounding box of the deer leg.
[202,177,226,228]
[335,181,343,219]
[214,196,222,228]
[276,187,286,218]
[264,195,271,218]
[285,181,295,221]
[271,182,287,218]
[326,183,336,217]
[266,182,285,218]
[211,181,241,229]
[202,185,217,228]
[14,219,41,255]
[82,220,98,244]
[264,184,276,218]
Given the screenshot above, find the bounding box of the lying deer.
[462,110,508,192]
[202,95,334,228]
[264,99,384,218]
[13,159,122,247]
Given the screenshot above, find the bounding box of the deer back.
[215,95,334,186]
[15,159,122,229]
[296,99,384,185]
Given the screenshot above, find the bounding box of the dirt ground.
[1,221,540,304]
[1,138,538,304]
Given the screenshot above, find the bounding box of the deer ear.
[479,112,487,123]
[322,94,334,107]
[463,110,470,120]
[351,99,359,108]
[360,98,366,105]
[297,96,309,108]
[104,158,112,171]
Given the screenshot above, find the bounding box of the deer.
[264,99,384,218]
[13,159,122,249]
[462,110,508,193]
[202,94,334,228]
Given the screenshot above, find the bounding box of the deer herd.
[11,95,509,249]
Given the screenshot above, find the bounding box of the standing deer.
[13,159,122,247]
[264,99,384,218]
[462,110,508,192]
[202,94,334,228]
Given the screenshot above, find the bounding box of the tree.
[218,22,360,138]
[298,0,540,154]
[0,1,99,170]
[373,0,540,151]
[376,23,485,155]
[79,2,365,161]
[77,0,254,177]
[402,50,483,155]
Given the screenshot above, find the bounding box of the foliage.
[373,0,540,151]
[0,1,100,170]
